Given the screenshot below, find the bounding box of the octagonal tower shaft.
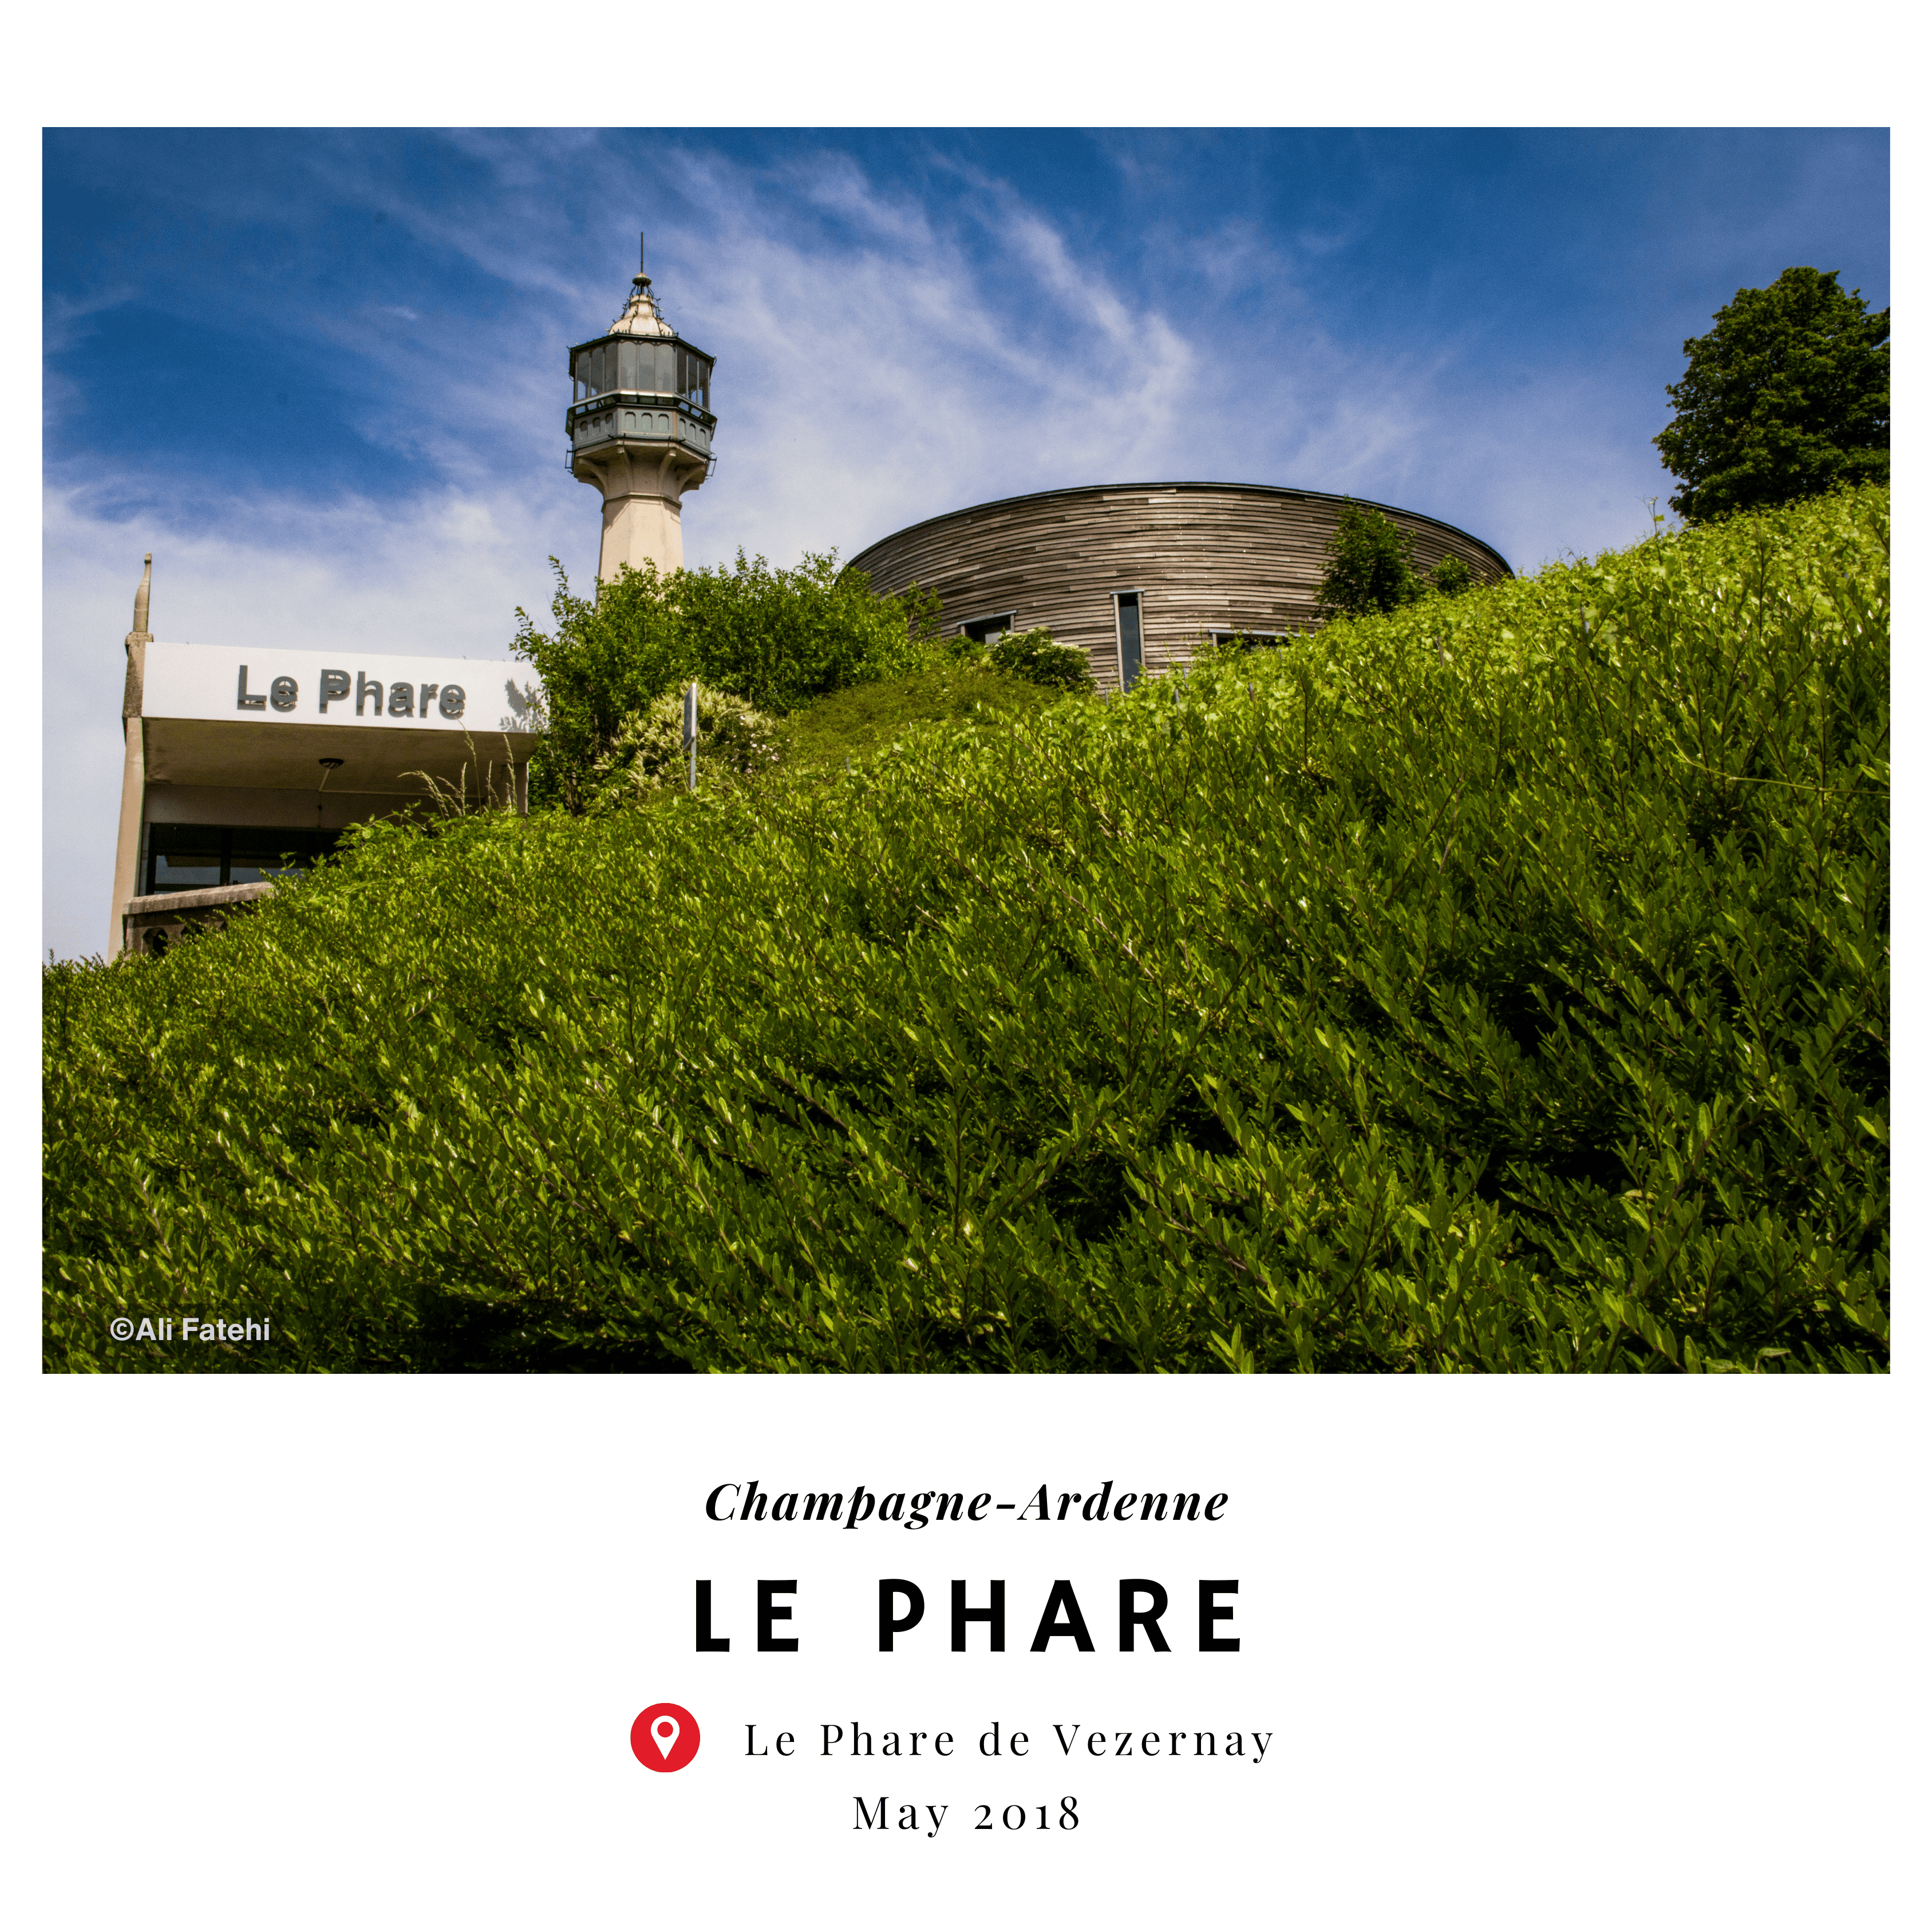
[567,270,716,581]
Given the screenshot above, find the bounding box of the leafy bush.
[1315,504,1481,617]
[515,551,938,811]
[1315,499,1427,618]
[986,627,1096,693]
[590,685,781,809]
[45,488,1887,1373]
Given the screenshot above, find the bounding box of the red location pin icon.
[631,1702,700,1772]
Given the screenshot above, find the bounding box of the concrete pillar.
[578,440,706,583]
[109,553,153,956]
[594,447,692,580]
[108,706,146,957]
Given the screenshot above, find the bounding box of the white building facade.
[109,558,540,955]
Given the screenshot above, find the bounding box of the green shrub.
[45,488,1887,1373]
[515,550,938,811]
[986,627,1096,692]
[590,684,781,809]
[1315,499,1427,618]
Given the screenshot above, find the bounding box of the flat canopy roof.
[143,716,535,796]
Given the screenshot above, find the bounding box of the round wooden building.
[846,481,1511,693]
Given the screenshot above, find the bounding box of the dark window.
[1116,592,1144,690]
[143,825,342,896]
[148,825,223,892]
[228,831,311,887]
[961,612,1017,645]
[1209,630,1287,650]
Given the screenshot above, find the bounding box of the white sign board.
[141,642,543,735]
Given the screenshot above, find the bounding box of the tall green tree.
[1654,266,1888,523]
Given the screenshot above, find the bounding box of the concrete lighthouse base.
[600,485,686,582]
[574,440,708,582]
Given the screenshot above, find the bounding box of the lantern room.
[566,266,717,582]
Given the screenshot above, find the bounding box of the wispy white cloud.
[41,134,1725,957]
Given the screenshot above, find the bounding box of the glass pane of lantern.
[651,342,671,392]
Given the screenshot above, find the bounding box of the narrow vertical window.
[1116,592,1144,692]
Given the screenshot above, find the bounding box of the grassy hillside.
[45,487,1888,1373]
[770,659,1069,773]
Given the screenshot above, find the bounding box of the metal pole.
[683,681,698,792]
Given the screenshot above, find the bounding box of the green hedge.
[45,487,1888,1373]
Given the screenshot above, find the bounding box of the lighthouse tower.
[567,259,717,582]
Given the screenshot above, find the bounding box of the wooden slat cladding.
[846,482,1512,693]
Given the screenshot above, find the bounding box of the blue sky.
[43,127,1889,959]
